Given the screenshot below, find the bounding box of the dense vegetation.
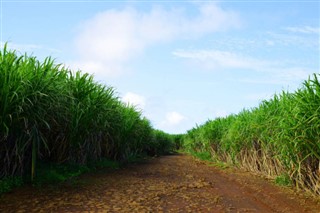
[2,44,319,197]
[182,74,320,195]
[0,45,175,192]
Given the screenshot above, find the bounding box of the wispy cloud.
[71,3,241,77]
[1,41,61,54]
[267,31,318,48]
[285,26,320,34]
[238,78,287,85]
[172,49,269,70]
[207,26,319,53]
[211,109,229,118]
[244,92,274,101]
[173,49,314,85]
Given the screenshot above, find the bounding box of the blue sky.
[1,1,319,134]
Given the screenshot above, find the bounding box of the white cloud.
[181,4,241,36]
[122,92,146,109]
[165,111,186,125]
[72,3,241,77]
[75,8,141,62]
[157,111,187,131]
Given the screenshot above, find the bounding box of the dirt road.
[0,154,319,212]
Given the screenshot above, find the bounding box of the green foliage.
[0,176,23,194]
[189,150,212,162]
[33,161,90,185]
[182,73,320,195]
[0,44,174,189]
[33,158,120,186]
[275,174,292,187]
[147,130,176,156]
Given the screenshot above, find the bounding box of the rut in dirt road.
[0,154,319,213]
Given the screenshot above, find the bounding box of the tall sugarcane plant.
[182,73,320,195]
[0,44,176,182]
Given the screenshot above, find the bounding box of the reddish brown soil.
[0,154,319,212]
